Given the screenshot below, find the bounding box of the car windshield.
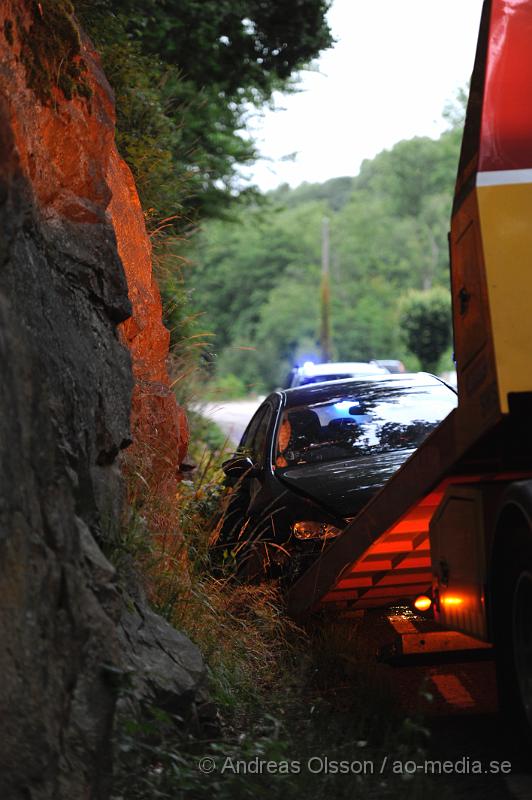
[275,382,456,469]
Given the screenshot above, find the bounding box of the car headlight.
[292,521,342,540]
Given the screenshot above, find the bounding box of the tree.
[399,288,452,373]
[269,177,355,212]
[190,199,324,349]
[77,0,333,228]
[125,0,333,96]
[443,84,469,131]
[355,134,460,219]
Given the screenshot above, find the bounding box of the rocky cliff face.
[0,3,200,797]
[108,155,190,493]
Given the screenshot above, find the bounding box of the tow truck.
[287,0,532,739]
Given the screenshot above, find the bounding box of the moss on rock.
[18,0,92,103]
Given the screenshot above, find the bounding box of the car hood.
[276,449,414,518]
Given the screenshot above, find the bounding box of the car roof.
[277,372,452,409]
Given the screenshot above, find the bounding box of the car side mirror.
[222,455,259,482]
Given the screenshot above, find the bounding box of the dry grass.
[119,419,305,713]
[115,422,455,800]
[176,578,305,705]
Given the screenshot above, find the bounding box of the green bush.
[399,288,452,373]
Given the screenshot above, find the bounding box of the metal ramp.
[320,489,441,611]
[286,410,471,618]
[286,403,531,619]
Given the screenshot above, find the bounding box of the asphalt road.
[200,398,264,445]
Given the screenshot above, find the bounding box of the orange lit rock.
[1,6,116,226]
[107,149,189,493]
[1,1,188,494]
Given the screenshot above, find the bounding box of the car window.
[252,407,273,466]
[275,383,456,468]
[239,408,263,451]
[239,405,273,466]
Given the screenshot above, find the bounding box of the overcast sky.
[244,0,485,191]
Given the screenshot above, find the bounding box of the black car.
[213,373,457,581]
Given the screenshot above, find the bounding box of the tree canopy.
[77,0,333,227]
[125,0,333,96]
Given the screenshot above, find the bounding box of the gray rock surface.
[0,12,206,799]
[118,574,206,718]
[0,93,132,798]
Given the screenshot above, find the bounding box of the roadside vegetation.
[110,421,452,800]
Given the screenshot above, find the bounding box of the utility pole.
[320,216,332,363]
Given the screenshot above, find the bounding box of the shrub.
[399,288,452,373]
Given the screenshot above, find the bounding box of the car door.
[219,399,278,544]
[240,401,276,505]
[243,397,293,543]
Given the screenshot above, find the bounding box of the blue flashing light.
[333,400,354,412]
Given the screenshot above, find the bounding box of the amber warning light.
[414,595,432,612]
[441,595,464,607]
